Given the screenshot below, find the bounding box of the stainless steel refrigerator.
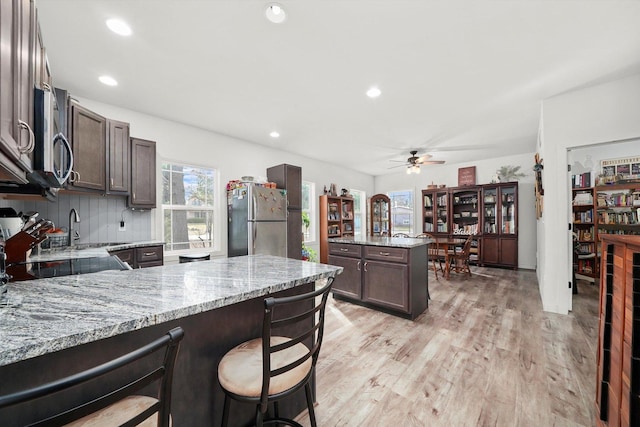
[227,184,288,257]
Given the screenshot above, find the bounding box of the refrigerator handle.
[252,193,257,221]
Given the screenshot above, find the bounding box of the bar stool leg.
[221,395,230,427]
[305,382,317,427]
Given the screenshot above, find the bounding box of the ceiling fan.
[389,150,445,174]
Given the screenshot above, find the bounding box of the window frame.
[159,159,222,257]
[388,189,415,236]
[302,181,316,243]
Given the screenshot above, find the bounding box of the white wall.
[539,72,640,314]
[71,97,375,259]
[374,152,537,270]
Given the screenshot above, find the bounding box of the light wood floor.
[296,267,600,427]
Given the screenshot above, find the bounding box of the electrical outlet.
[119,220,126,232]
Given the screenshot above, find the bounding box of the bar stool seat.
[179,253,211,263]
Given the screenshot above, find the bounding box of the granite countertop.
[0,255,342,367]
[29,240,165,261]
[329,236,433,248]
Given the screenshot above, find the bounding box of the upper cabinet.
[481,182,518,268]
[422,189,449,235]
[68,101,107,191]
[0,0,36,183]
[370,194,390,236]
[107,119,130,194]
[451,187,480,235]
[128,138,156,209]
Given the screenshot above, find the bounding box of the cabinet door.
[129,138,156,208]
[69,102,107,190]
[287,210,302,260]
[266,164,301,209]
[328,255,362,300]
[499,238,518,268]
[107,119,130,193]
[363,260,409,313]
[0,0,34,183]
[482,237,499,265]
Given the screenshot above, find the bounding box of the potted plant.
[302,243,318,262]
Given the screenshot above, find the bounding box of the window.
[349,189,366,238]
[302,181,315,242]
[389,190,414,235]
[162,162,217,252]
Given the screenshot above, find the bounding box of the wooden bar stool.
[217,278,334,427]
[179,253,211,263]
[0,327,184,427]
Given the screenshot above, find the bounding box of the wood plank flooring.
[295,267,599,427]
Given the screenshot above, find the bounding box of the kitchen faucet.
[68,208,80,246]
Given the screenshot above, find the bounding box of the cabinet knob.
[379,251,390,256]
[363,262,368,272]
[340,248,348,252]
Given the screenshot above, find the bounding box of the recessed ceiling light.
[270,131,280,138]
[265,3,286,24]
[366,87,381,98]
[106,18,132,36]
[99,75,118,86]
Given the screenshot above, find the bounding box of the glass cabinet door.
[483,187,498,234]
[501,186,516,234]
[436,191,449,233]
[370,194,391,236]
[423,193,434,232]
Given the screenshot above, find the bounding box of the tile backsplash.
[1,194,153,244]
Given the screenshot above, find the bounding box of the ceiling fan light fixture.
[265,3,286,23]
[407,165,420,174]
[106,18,132,36]
[366,87,381,98]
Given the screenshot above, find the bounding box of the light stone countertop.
[29,240,165,261]
[0,255,342,367]
[329,236,433,248]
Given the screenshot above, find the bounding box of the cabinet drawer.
[364,246,408,263]
[329,243,361,258]
[137,260,164,269]
[110,248,134,265]
[135,246,163,264]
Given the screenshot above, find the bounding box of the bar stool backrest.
[0,327,184,427]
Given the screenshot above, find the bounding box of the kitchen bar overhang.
[0,254,342,426]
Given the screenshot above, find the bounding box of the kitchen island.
[328,236,431,319]
[0,255,341,426]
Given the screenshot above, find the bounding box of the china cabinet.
[370,194,391,236]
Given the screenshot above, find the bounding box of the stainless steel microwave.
[31,87,73,187]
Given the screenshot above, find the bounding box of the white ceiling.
[36,0,640,176]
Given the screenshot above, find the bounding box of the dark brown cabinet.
[0,0,36,183]
[128,137,156,208]
[68,101,107,191]
[107,119,130,194]
[327,241,427,319]
[480,183,518,268]
[370,194,390,236]
[267,164,302,259]
[422,188,449,236]
[109,244,163,269]
[327,243,362,300]
[267,164,302,209]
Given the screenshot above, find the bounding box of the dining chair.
[217,278,334,427]
[415,233,442,280]
[0,327,184,427]
[449,235,473,277]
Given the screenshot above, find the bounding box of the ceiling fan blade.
[387,164,409,169]
[418,160,446,165]
[389,159,408,163]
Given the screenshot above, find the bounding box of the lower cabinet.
[481,237,517,268]
[363,260,409,313]
[109,244,163,269]
[328,242,427,319]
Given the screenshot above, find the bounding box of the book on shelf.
[572,172,591,188]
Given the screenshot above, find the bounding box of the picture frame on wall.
[601,156,640,177]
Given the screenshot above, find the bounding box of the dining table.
[434,237,468,279]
